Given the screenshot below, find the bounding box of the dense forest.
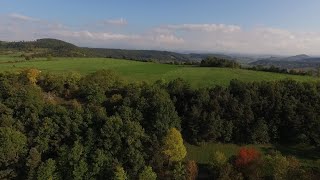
[0,69,320,179]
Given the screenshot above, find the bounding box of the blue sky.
[1,0,320,55]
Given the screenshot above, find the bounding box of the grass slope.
[0,57,317,87]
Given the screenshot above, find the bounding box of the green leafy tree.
[100,116,146,176]
[286,156,305,180]
[209,151,228,178]
[172,162,186,180]
[142,86,181,139]
[138,166,157,180]
[57,141,88,180]
[26,147,41,179]
[263,152,290,180]
[251,119,270,144]
[263,153,306,180]
[78,70,123,104]
[36,159,57,180]
[0,127,27,179]
[209,151,227,170]
[114,166,127,180]
[70,142,88,180]
[88,149,113,179]
[218,163,243,180]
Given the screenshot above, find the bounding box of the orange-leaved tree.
[21,68,41,85]
[235,147,260,167]
[235,147,262,179]
[186,160,198,180]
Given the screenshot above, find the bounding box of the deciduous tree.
[0,127,27,179]
[162,128,187,162]
[138,166,157,180]
[186,160,198,180]
[113,166,127,180]
[235,147,260,167]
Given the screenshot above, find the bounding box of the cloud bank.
[2,13,320,55]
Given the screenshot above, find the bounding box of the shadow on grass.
[260,144,320,160]
[276,144,320,160]
[197,163,213,180]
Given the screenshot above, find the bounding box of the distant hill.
[250,54,320,69]
[282,54,310,61]
[0,38,199,63]
[0,38,249,63]
[33,38,77,49]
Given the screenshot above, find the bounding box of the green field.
[185,143,320,167]
[0,56,318,87]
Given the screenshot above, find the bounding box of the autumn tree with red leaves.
[235,147,262,179]
[235,147,260,167]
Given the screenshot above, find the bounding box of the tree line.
[247,65,313,76]
[200,56,241,68]
[200,57,316,76]
[0,69,320,179]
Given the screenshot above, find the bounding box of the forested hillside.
[0,39,194,63]
[1,69,320,179]
[0,39,252,64]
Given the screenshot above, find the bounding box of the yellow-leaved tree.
[21,68,41,85]
[162,128,187,162]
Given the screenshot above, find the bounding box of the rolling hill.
[250,54,320,69]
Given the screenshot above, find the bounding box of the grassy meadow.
[185,143,320,167]
[0,56,318,87]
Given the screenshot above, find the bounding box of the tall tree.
[162,128,187,162]
[0,127,27,179]
[36,159,57,180]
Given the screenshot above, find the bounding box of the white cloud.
[52,30,139,41]
[8,13,39,22]
[166,24,241,33]
[103,18,127,25]
[153,34,184,44]
[2,13,320,55]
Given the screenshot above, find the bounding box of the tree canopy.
[0,69,319,179]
